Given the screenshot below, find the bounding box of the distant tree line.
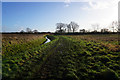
[19,20,119,34]
[56,21,120,33]
[56,21,79,33]
[20,28,38,33]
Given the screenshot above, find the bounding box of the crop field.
[2,34,120,80]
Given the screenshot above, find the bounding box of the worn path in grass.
[33,36,77,79]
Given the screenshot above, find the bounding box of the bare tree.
[26,28,32,33]
[67,24,71,33]
[92,24,99,32]
[112,21,115,32]
[118,20,120,32]
[33,29,38,33]
[114,21,118,32]
[111,21,118,32]
[20,30,24,33]
[56,23,66,33]
[70,21,79,33]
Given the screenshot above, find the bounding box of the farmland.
[2,33,120,80]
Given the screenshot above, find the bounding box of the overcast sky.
[2,0,119,32]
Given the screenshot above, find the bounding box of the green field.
[2,34,120,80]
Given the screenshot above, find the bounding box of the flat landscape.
[2,1,120,80]
[2,33,120,80]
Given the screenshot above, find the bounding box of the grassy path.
[33,36,77,79]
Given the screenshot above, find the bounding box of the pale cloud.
[64,0,71,4]
[65,4,70,7]
[82,0,119,10]
[88,1,109,10]
[64,0,71,7]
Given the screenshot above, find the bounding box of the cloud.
[81,0,119,10]
[64,0,71,7]
[88,1,109,9]
[64,0,71,3]
[65,4,70,7]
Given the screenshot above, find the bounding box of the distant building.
[92,30,97,32]
[101,28,109,32]
[80,29,86,33]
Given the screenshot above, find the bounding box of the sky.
[2,0,119,32]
